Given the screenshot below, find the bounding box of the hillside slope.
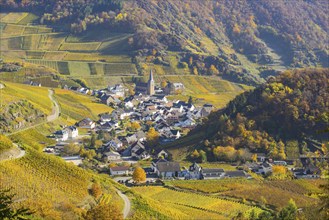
[166,68,329,161]
[0,0,328,86]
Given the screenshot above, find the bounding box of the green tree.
[199,150,207,163]
[0,188,33,219]
[63,143,80,156]
[277,199,298,220]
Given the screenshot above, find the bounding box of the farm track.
[0,143,25,162]
[7,89,60,136]
[116,190,131,219]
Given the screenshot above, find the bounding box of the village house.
[155,149,170,159]
[225,170,250,178]
[104,151,121,162]
[108,84,125,98]
[151,158,167,171]
[201,168,225,179]
[200,104,214,117]
[77,118,96,129]
[185,162,202,179]
[164,82,185,94]
[155,161,181,179]
[64,126,78,139]
[54,130,69,141]
[131,141,150,160]
[62,156,82,166]
[104,139,123,151]
[110,166,130,176]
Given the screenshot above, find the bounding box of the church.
[135,70,155,95]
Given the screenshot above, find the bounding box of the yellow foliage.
[251,154,257,162]
[146,127,159,147]
[131,122,141,131]
[233,24,241,34]
[0,135,13,152]
[133,167,146,183]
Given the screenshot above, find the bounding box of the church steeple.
[147,69,155,95]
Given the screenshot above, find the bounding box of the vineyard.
[165,179,326,210]
[0,12,248,107]
[0,81,52,115]
[54,89,113,121]
[132,186,263,219]
[0,148,93,219]
[0,13,138,78]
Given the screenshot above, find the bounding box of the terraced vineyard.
[1,12,249,108]
[0,13,138,77]
[132,186,263,219]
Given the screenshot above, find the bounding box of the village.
[43,70,325,185]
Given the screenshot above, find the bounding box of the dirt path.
[47,89,60,122]
[7,89,60,136]
[0,144,25,162]
[116,190,131,219]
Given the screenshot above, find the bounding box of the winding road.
[116,190,131,219]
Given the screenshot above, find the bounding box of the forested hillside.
[169,68,329,161]
[1,0,328,85]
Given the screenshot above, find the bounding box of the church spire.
[149,69,154,82]
[147,69,155,95]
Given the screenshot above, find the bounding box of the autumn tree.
[161,81,168,89]
[90,183,102,199]
[270,165,290,180]
[131,122,141,131]
[208,65,219,75]
[132,167,146,183]
[84,203,123,220]
[251,154,258,162]
[146,127,159,148]
[190,150,200,161]
[109,162,117,168]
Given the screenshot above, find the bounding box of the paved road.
[116,190,131,219]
